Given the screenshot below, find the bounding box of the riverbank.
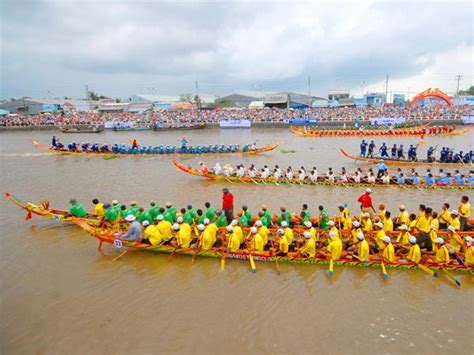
[0,119,466,131]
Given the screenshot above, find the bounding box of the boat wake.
[0,153,51,157]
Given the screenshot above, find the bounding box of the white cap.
[157,215,164,221]
[399,205,405,210]
[231,219,238,226]
[363,213,370,218]
[436,237,445,245]
[466,236,472,246]
[250,227,257,234]
[112,200,118,205]
[376,222,383,228]
[125,215,135,222]
[281,221,288,227]
[203,218,210,225]
[226,225,233,232]
[166,202,172,207]
[357,233,364,241]
[277,228,284,235]
[353,221,360,227]
[329,231,336,238]
[448,225,456,232]
[255,220,263,227]
[197,224,205,231]
[430,224,436,230]
[366,188,371,193]
[305,221,312,228]
[409,236,417,244]
[400,224,408,230]
[304,231,311,239]
[382,236,391,243]
[177,217,183,223]
[142,220,150,227]
[450,210,458,215]
[328,221,335,226]
[172,223,180,231]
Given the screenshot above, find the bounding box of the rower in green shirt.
[261,205,272,226]
[257,211,271,228]
[215,210,228,227]
[137,208,152,223]
[242,205,252,223]
[187,204,198,223]
[301,203,311,223]
[238,211,248,227]
[104,204,119,222]
[162,207,174,224]
[68,199,87,218]
[149,201,161,220]
[318,205,330,230]
[277,207,291,225]
[204,202,216,221]
[165,202,177,222]
[181,207,194,224]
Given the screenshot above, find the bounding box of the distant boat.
[153,123,206,131]
[59,124,105,133]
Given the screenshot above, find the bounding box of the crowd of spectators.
[0,105,472,127]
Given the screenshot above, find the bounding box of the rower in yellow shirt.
[433,238,450,264]
[446,225,463,253]
[406,236,421,264]
[351,221,363,244]
[378,204,387,222]
[325,231,342,261]
[92,198,105,217]
[198,224,215,251]
[281,221,294,246]
[374,222,386,251]
[143,220,163,246]
[415,210,431,234]
[174,217,191,248]
[430,213,439,232]
[204,218,219,244]
[231,219,244,245]
[459,196,471,231]
[383,211,393,232]
[328,221,339,239]
[449,210,461,231]
[156,215,173,243]
[355,232,369,262]
[361,213,373,232]
[304,221,317,241]
[255,220,269,246]
[396,224,411,245]
[396,205,409,226]
[298,231,316,258]
[381,236,395,262]
[338,205,352,230]
[226,226,241,252]
[438,203,451,229]
[273,228,289,255]
[464,236,473,266]
[249,227,264,253]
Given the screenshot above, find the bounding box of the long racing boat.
[340,148,473,168]
[172,160,473,190]
[290,125,467,137]
[72,218,472,275]
[31,140,282,157]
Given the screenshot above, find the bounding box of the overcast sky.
[1,0,473,100]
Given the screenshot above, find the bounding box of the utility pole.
[384,74,389,104]
[455,75,462,94]
[195,81,199,97]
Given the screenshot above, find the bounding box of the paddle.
[381,260,389,279]
[328,259,334,277]
[220,232,226,271]
[192,246,199,264]
[271,240,281,274]
[113,249,129,261]
[443,269,461,287]
[168,246,179,262]
[417,264,438,278]
[249,249,257,273]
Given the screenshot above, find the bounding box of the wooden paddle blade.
[249,253,257,273]
[220,257,225,271]
[382,262,389,279]
[418,264,437,277]
[443,269,461,287]
[328,259,334,277]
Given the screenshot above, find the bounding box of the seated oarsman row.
[66,196,472,238]
[114,210,473,267]
[202,162,474,186]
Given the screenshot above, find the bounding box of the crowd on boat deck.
[359,140,473,163]
[2,104,472,127]
[196,161,474,186]
[66,192,473,265]
[50,136,258,154]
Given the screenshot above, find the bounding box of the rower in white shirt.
[273,165,281,179]
[298,169,306,181]
[353,171,361,183]
[381,172,390,184]
[367,172,376,183]
[214,162,222,175]
[286,167,293,180]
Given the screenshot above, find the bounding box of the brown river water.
[1,128,473,354]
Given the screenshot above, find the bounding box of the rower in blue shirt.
[427,146,435,162]
[439,173,452,184]
[439,169,446,178]
[425,174,435,185]
[455,174,465,185]
[376,159,388,178]
[360,140,368,157]
[411,172,420,185]
[368,141,376,158]
[469,171,474,185]
[379,143,388,158]
[91,143,99,152]
[391,144,397,159]
[68,142,77,152]
[396,173,405,184]
[51,136,57,148]
[112,144,119,153]
[81,143,89,152]
[397,145,405,159]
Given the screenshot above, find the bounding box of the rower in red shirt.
[357,188,375,219]
[222,188,234,224]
